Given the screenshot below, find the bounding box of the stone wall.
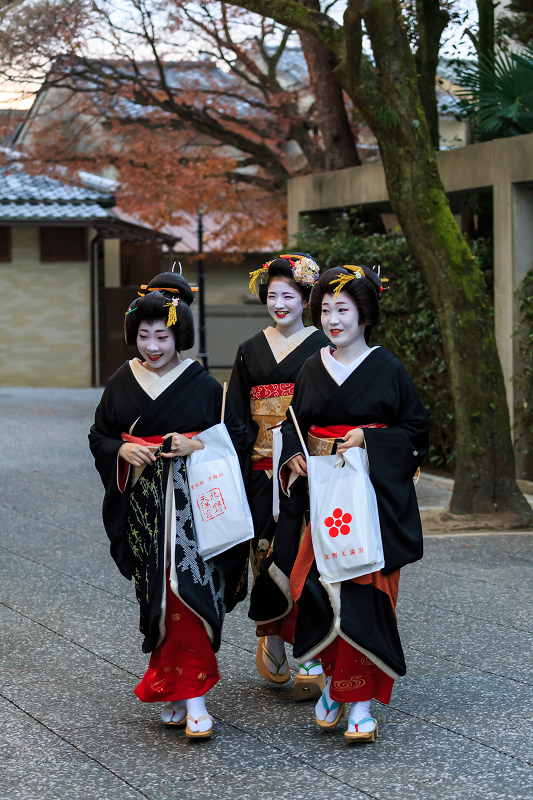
[0,227,92,387]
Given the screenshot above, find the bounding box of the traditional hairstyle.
[249,252,320,304]
[310,265,383,345]
[124,271,195,351]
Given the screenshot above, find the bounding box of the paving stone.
[1,387,532,800]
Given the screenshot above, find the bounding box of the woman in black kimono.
[278,265,429,742]
[228,254,329,700]
[89,272,248,740]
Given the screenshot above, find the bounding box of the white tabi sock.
[186,695,212,733]
[160,699,186,724]
[298,658,323,677]
[315,677,342,723]
[264,634,288,675]
[346,700,375,733]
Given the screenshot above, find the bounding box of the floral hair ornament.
[164,297,180,327]
[248,253,320,297]
[280,253,320,288]
[331,265,365,299]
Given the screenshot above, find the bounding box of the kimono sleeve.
[89,384,125,485]
[228,346,257,448]
[88,382,133,580]
[221,385,248,467]
[363,361,429,573]
[278,370,311,495]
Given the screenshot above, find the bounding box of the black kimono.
[258,346,429,694]
[89,359,248,655]
[228,327,328,611]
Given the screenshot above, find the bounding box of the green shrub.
[295,214,492,470]
[514,269,533,461]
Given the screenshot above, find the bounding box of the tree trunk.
[224,0,532,522]
[476,0,495,58]
[414,0,450,149]
[337,0,531,520]
[298,0,361,169]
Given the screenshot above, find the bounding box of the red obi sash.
[118,430,201,492]
[309,423,387,438]
[121,431,200,446]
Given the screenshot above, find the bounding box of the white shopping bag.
[308,447,384,583]
[289,407,384,583]
[271,424,283,521]
[186,387,253,558]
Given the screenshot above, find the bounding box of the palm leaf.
[456,47,533,137]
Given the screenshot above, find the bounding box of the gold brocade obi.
[250,383,295,463]
[307,432,340,456]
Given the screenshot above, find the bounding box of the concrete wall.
[288,133,533,439]
[0,227,92,387]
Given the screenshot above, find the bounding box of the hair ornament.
[139,284,198,298]
[249,253,320,297]
[331,265,365,298]
[280,253,320,288]
[125,306,137,316]
[163,297,180,327]
[249,263,270,296]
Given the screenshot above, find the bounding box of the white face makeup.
[266,278,306,330]
[136,319,179,375]
[321,291,365,349]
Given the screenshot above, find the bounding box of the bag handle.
[221,381,227,424]
[289,406,309,459]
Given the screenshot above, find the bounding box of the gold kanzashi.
[165,298,179,327]
[249,265,270,296]
[330,266,365,298]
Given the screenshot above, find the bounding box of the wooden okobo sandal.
[185,714,213,739]
[255,636,291,684]
[294,661,326,701]
[344,716,378,743]
[315,691,346,729]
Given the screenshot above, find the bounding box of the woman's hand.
[336,428,365,455]
[286,453,307,477]
[161,432,205,458]
[118,442,156,467]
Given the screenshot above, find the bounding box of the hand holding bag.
[186,384,254,559]
[289,407,384,583]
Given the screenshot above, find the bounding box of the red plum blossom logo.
[324,508,352,538]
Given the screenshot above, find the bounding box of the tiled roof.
[0,202,109,221]
[0,168,112,203]
[0,165,114,222]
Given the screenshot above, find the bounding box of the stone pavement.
[1,387,532,800]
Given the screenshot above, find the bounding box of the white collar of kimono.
[129,357,194,400]
[263,325,318,364]
[321,345,380,386]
